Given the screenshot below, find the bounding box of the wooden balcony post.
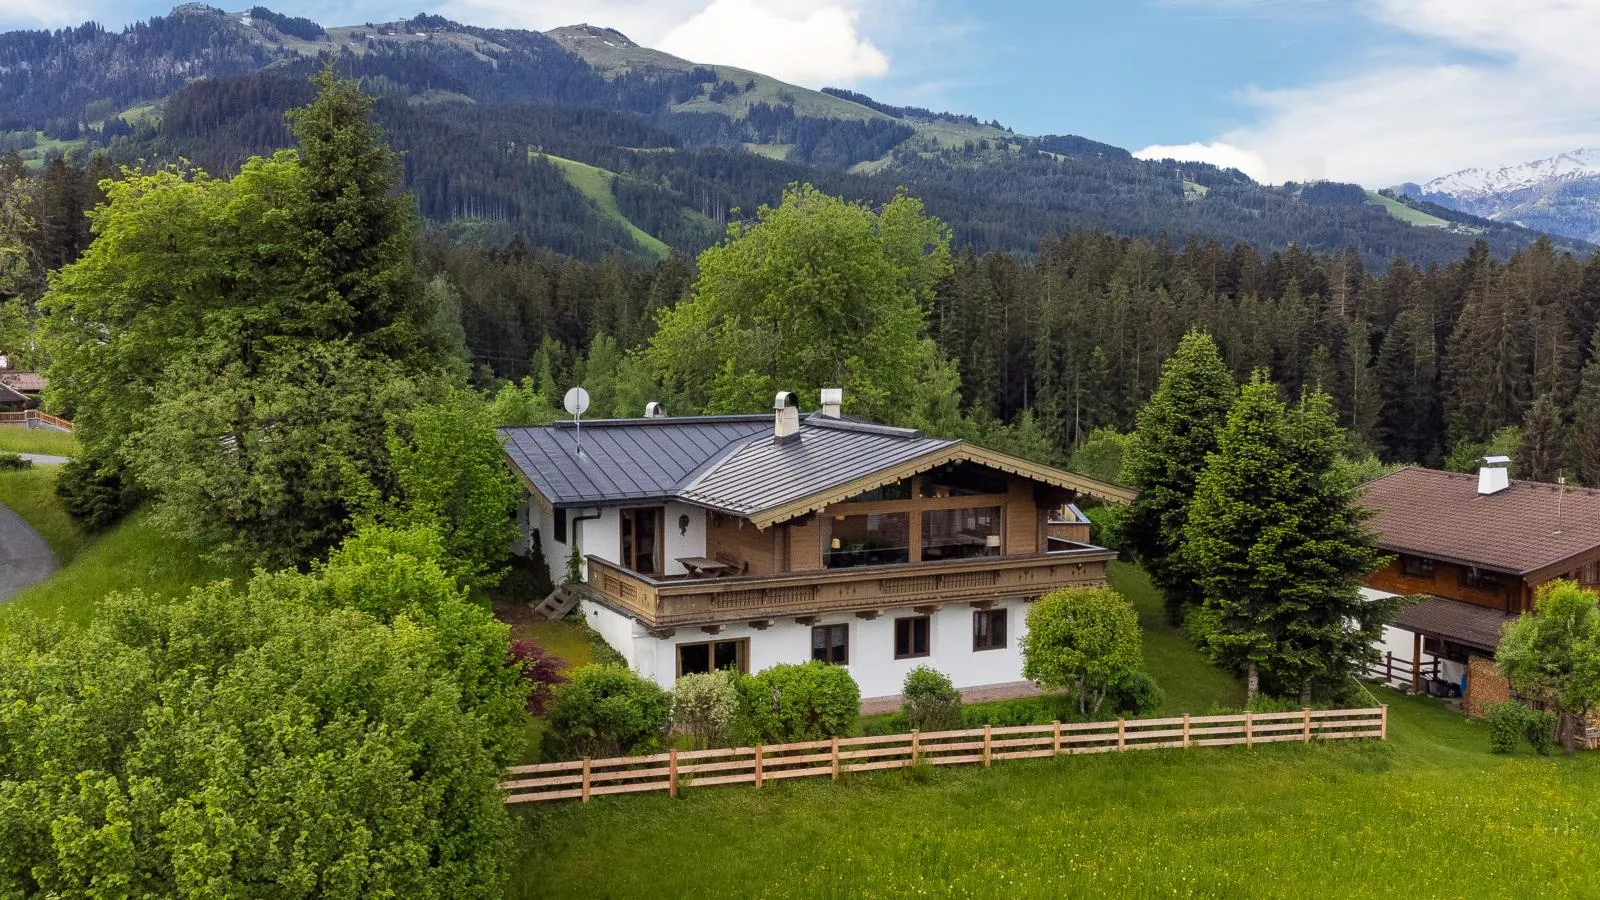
[668,749,679,798]
[982,724,992,767]
[1052,720,1062,755]
[830,736,841,780]
[1411,632,1423,695]
[1302,708,1312,743]
[1182,713,1191,749]
[581,757,592,803]
[1116,717,1126,751]
[755,744,764,788]
[1385,651,1393,683]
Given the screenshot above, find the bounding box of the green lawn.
[1110,560,1244,713]
[1364,190,1465,229]
[0,467,241,628]
[0,426,79,456]
[534,153,671,259]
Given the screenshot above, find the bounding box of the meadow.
[0,425,79,456]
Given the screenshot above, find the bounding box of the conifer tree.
[1122,331,1236,623]
[1518,392,1565,484]
[1566,335,1600,488]
[1181,376,1395,701]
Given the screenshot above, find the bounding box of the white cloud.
[1160,0,1600,185]
[1133,141,1271,179]
[659,0,888,85]
[0,0,89,27]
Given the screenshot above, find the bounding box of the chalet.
[0,353,43,411]
[501,390,1133,699]
[1361,457,1600,715]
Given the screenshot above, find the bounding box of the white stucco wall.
[661,502,707,577]
[521,497,710,582]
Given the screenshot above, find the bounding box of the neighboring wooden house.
[0,354,44,411]
[501,390,1133,699]
[1360,458,1600,715]
[0,380,27,413]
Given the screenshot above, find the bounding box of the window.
[894,616,930,659]
[812,624,849,665]
[1401,555,1435,579]
[1582,562,1599,585]
[824,513,911,568]
[677,638,749,676]
[620,507,663,575]
[922,506,1003,561]
[920,462,1008,498]
[973,609,1007,651]
[554,508,568,544]
[1465,569,1503,591]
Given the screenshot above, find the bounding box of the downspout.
[570,507,603,582]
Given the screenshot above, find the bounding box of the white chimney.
[820,387,842,418]
[1478,456,1511,496]
[644,401,667,419]
[773,391,800,443]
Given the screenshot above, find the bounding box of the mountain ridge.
[1395,148,1600,244]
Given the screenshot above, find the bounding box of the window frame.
[811,623,850,665]
[675,638,750,677]
[973,609,1008,652]
[553,507,568,544]
[1401,554,1435,580]
[894,615,931,660]
[620,506,665,576]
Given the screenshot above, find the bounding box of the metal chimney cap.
[1483,456,1512,465]
[773,390,797,410]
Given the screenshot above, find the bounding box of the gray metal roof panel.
[500,419,770,506]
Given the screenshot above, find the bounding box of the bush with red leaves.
[509,639,567,715]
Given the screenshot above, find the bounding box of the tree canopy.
[1497,580,1600,752]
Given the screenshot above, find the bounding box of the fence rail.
[1363,652,1441,690]
[503,706,1388,805]
[0,409,72,432]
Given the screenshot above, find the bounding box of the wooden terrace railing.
[503,706,1388,804]
[586,547,1117,628]
[0,409,72,431]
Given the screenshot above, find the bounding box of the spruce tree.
[1566,335,1600,487]
[1123,331,1237,623]
[1518,392,1565,484]
[1181,375,1395,701]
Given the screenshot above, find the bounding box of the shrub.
[511,639,566,715]
[1022,586,1142,715]
[1486,701,1526,754]
[1108,671,1165,715]
[673,671,742,749]
[740,661,860,743]
[1083,503,1126,550]
[0,451,28,469]
[902,666,962,732]
[54,451,133,531]
[543,664,672,760]
[1525,707,1559,755]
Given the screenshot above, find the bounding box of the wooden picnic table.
[677,556,735,578]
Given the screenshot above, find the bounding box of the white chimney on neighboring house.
[1478,456,1511,495]
[819,387,842,418]
[644,401,667,418]
[773,390,800,442]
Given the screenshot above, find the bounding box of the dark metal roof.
[500,418,771,506]
[677,417,958,516]
[1391,596,1517,652]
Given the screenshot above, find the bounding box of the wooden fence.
[503,706,1387,805]
[0,409,72,432]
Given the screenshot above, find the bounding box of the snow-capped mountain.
[1395,149,1600,244]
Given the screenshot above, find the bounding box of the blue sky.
[6,0,1598,186]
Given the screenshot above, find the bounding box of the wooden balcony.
[585,547,1117,629]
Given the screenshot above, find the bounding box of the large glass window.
[812,624,849,665]
[824,512,911,568]
[921,506,1003,561]
[919,462,1008,498]
[677,638,749,676]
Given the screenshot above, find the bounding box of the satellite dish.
[563,387,591,416]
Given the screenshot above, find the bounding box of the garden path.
[0,499,56,603]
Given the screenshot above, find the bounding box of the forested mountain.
[0,5,1582,266]
[1396,149,1600,244]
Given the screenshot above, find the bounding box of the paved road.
[0,499,56,602]
[18,453,69,466]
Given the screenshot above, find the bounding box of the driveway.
[18,454,69,466]
[0,500,56,602]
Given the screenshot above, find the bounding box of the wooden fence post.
[1380,704,1389,741]
[755,744,765,788]
[1302,707,1312,743]
[831,736,840,780]
[668,749,679,798]
[1052,720,1062,756]
[1384,651,1393,683]
[1116,717,1126,751]
[581,758,592,803]
[1182,713,1191,749]
[982,725,992,767]
[1244,711,1254,748]
[910,729,920,766]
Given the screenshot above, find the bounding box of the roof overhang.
[743,442,1136,529]
[1377,543,1527,577]
[1389,596,1517,654]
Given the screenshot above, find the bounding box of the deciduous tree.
[1021,586,1143,715]
[1497,580,1600,753]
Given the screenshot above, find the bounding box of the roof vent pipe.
[773,391,800,443]
[820,387,842,418]
[644,401,667,419]
[1478,456,1511,496]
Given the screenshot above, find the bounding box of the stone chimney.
[773,391,800,443]
[1478,456,1510,495]
[819,387,842,418]
[644,401,667,419]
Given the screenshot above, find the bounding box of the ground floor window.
[973,608,1007,651]
[812,623,849,665]
[677,638,749,676]
[894,615,930,659]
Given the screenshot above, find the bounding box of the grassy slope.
[536,153,671,259]
[0,426,79,456]
[508,564,1600,897]
[1365,190,1453,228]
[0,467,241,628]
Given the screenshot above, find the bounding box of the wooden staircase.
[532,584,585,620]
